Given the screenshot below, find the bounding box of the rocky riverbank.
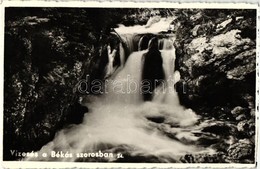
[174,9,256,163]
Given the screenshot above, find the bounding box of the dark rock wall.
[4,9,94,160]
[174,9,256,163]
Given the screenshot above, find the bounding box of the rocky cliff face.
[4,9,94,160]
[4,8,150,160]
[174,9,256,163]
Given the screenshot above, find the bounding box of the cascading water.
[26,17,215,162]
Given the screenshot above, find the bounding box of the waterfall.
[121,34,135,54]
[25,17,215,163]
[138,36,145,51]
[104,51,144,104]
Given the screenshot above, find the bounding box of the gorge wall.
[174,9,256,163]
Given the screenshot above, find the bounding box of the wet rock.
[216,18,233,32]
[231,106,250,116]
[198,122,238,149]
[237,120,249,132]
[237,119,255,138]
[208,106,234,121]
[191,25,200,37]
[201,123,232,136]
[231,106,251,121]
[141,37,165,101]
[180,154,195,163]
[197,135,219,146]
[64,102,89,125]
[250,109,255,117]
[227,139,254,162]
[235,114,247,121]
[146,116,165,123]
[180,153,226,163]
[226,51,256,80]
[190,11,203,22]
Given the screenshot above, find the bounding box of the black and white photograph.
[1,2,258,167]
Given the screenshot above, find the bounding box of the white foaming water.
[26,48,207,162]
[115,17,175,35]
[26,17,215,162]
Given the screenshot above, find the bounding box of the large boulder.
[174,9,256,111]
[227,139,254,163]
[178,29,255,108]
